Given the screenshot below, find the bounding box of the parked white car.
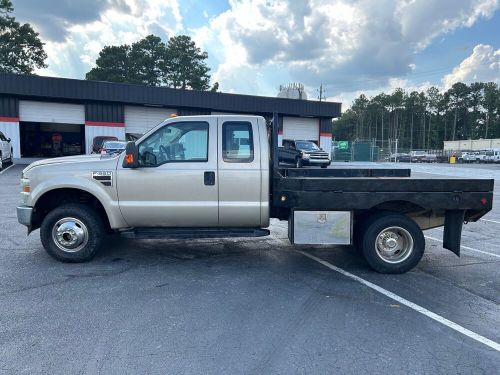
[485,149,500,163]
[461,151,484,163]
[0,131,13,170]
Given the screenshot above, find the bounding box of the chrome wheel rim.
[375,226,413,264]
[51,217,89,253]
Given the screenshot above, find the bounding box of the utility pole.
[318,84,325,102]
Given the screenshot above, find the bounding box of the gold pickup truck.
[17,115,494,274]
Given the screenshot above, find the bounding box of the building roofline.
[0,73,341,118]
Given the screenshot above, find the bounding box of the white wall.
[444,138,500,150]
[320,134,332,154]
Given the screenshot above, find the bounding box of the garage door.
[125,106,176,135]
[283,117,319,143]
[19,101,85,124]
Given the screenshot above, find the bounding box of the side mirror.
[122,141,139,168]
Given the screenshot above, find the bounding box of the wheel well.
[355,201,442,230]
[354,200,426,225]
[33,188,110,231]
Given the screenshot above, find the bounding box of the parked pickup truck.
[17,115,494,274]
[279,139,331,168]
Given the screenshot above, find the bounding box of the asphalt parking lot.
[0,162,499,374]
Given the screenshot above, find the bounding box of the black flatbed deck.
[268,115,493,220]
[272,167,493,216]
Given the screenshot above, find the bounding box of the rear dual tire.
[355,212,425,274]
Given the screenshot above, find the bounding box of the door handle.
[204,171,215,186]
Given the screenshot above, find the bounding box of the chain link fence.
[332,139,455,162]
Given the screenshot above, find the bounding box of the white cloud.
[442,44,500,89]
[36,0,183,78]
[22,0,499,101]
[194,0,499,95]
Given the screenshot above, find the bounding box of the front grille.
[308,152,330,160]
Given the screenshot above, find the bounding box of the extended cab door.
[116,117,218,227]
[217,117,263,227]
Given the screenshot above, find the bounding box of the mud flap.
[443,210,465,256]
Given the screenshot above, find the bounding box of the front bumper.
[17,206,33,227]
[304,159,331,165]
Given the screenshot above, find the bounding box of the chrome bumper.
[306,159,331,164]
[17,206,33,227]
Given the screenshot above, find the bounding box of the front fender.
[29,175,128,229]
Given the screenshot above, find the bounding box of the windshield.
[296,141,319,151]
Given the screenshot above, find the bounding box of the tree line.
[0,0,216,91]
[334,82,500,151]
[85,34,217,91]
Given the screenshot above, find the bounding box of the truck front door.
[116,118,218,227]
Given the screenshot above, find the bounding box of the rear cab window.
[222,121,254,163]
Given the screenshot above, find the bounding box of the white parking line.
[297,250,500,353]
[425,236,500,259]
[0,164,15,175]
[481,218,500,225]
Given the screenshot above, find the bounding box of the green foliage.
[210,81,219,92]
[0,0,47,74]
[334,82,500,150]
[85,34,213,91]
[85,45,133,83]
[163,35,211,90]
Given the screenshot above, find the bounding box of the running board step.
[120,227,270,239]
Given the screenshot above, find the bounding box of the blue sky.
[12,0,500,107]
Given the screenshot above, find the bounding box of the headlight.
[20,178,30,205]
[302,153,310,159]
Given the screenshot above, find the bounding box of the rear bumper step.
[120,227,270,239]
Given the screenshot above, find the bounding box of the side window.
[222,121,254,163]
[138,121,208,167]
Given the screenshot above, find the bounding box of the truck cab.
[117,115,269,228]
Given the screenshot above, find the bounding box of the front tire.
[40,204,105,262]
[360,212,424,274]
